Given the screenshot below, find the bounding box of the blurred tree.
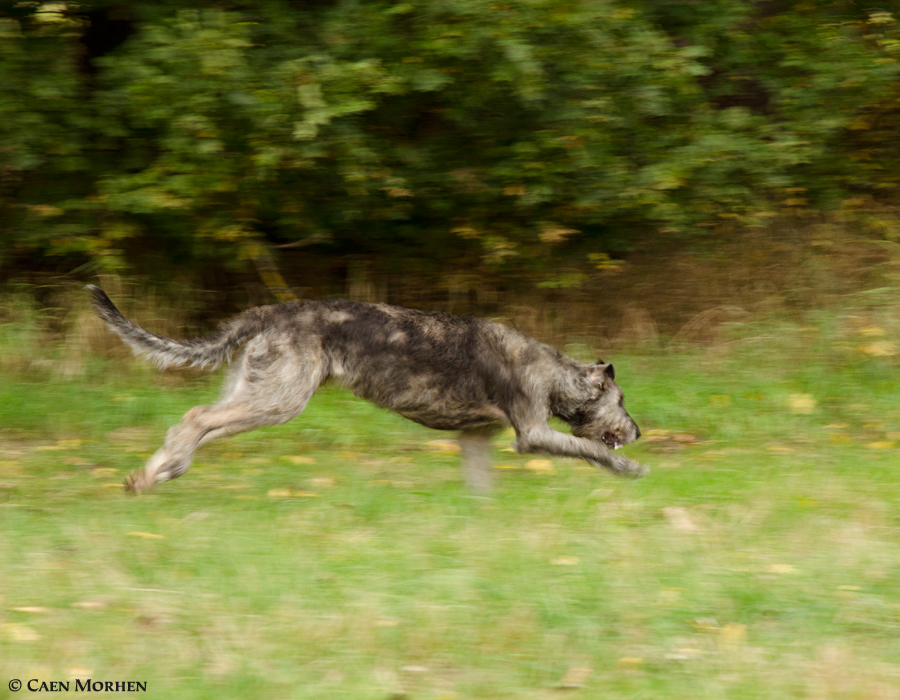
[1,1,898,290]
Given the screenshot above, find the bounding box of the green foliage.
[2,2,900,281]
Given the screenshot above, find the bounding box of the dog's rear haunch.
[88,285,647,494]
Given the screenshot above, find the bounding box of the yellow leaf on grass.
[718,623,746,650]
[552,556,580,566]
[292,491,321,498]
[308,477,335,488]
[663,506,699,533]
[768,564,796,574]
[66,667,94,680]
[861,340,896,356]
[90,468,118,476]
[494,464,521,470]
[866,441,895,449]
[767,445,794,453]
[11,607,49,613]
[558,666,592,688]
[2,623,41,641]
[788,394,816,414]
[617,657,643,668]
[127,532,165,540]
[860,326,886,337]
[267,488,292,498]
[525,459,554,473]
[500,447,517,453]
[282,456,317,465]
[425,440,460,454]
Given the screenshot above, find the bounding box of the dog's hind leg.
[458,426,500,494]
[126,341,325,494]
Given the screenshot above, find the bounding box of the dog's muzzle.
[601,432,622,450]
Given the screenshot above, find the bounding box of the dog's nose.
[635,426,641,439]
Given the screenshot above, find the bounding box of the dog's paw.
[622,460,650,479]
[586,455,649,479]
[123,470,151,494]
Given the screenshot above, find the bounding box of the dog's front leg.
[514,426,648,478]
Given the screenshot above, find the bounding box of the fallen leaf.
[860,327,886,337]
[127,532,165,540]
[662,506,699,533]
[72,601,106,610]
[552,556,580,566]
[267,488,292,499]
[690,618,719,633]
[66,667,94,680]
[718,623,746,650]
[425,440,460,454]
[11,607,49,613]
[2,623,41,641]
[494,464,520,470]
[292,491,321,498]
[665,648,703,660]
[282,456,317,465]
[401,665,428,673]
[788,393,816,414]
[525,459,554,473]
[308,477,336,488]
[90,468,119,476]
[557,666,592,688]
[617,657,643,668]
[861,341,896,357]
[768,564,796,574]
[866,441,895,449]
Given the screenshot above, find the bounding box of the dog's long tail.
[87,285,272,370]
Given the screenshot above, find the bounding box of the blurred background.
[4,2,900,698]
[4,1,900,333]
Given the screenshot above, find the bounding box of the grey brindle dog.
[88,286,646,494]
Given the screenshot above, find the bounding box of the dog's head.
[568,360,641,450]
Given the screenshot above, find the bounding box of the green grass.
[2,320,900,699]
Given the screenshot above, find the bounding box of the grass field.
[2,312,900,699]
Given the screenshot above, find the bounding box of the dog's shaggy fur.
[88,286,646,493]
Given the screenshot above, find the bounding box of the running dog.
[88,286,646,493]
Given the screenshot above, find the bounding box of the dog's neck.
[547,358,595,426]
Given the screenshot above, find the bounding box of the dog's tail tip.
[86,285,120,313]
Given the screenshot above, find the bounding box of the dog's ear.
[588,361,615,388]
[593,360,615,381]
